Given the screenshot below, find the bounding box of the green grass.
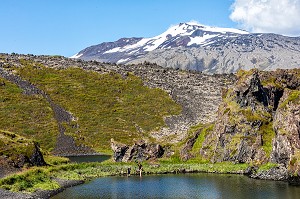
[259,122,275,158]
[0,160,249,193]
[0,130,36,162]
[14,59,182,152]
[44,155,70,166]
[0,78,58,151]
[256,162,278,172]
[0,169,59,192]
[191,124,214,155]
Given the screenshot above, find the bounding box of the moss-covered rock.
[0,130,46,178]
[200,69,300,170]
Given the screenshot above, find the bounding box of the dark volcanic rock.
[111,139,129,162]
[201,69,300,166]
[271,88,300,174]
[250,165,288,181]
[235,71,269,108]
[180,130,201,161]
[0,140,46,178]
[288,175,300,186]
[29,142,47,166]
[111,139,164,162]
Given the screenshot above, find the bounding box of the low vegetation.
[0,159,249,193]
[0,169,59,192]
[0,130,36,162]
[0,78,58,151]
[7,59,181,152]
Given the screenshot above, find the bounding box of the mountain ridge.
[72,22,300,73]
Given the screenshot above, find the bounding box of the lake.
[52,173,300,199]
[66,155,111,163]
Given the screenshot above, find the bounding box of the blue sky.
[1,0,299,57]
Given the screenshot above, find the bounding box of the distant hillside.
[1,53,300,180]
[0,53,233,154]
[72,22,300,73]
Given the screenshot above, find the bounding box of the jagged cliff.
[181,69,300,179]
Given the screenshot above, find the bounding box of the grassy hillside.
[0,78,58,151]
[0,130,36,161]
[10,59,181,153]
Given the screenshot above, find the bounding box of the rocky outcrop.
[200,71,272,164]
[271,89,300,174]
[250,165,288,181]
[172,68,300,183]
[111,139,164,162]
[180,130,201,161]
[0,131,47,178]
[196,69,300,181]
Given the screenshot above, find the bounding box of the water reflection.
[52,173,300,199]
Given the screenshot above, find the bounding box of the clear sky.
[1,0,299,57]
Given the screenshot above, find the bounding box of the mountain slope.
[0,53,233,154]
[72,22,300,73]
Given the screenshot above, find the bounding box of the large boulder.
[110,138,129,162]
[111,139,164,162]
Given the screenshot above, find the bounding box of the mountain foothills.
[72,22,300,74]
[0,53,299,184]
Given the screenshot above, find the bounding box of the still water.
[52,173,300,199]
[66,155,110,163]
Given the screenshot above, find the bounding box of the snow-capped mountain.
[71,22,300,73]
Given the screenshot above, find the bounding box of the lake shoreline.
[1,160,297,199]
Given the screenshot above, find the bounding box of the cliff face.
[198,69,300,176]
[271,89,300,174]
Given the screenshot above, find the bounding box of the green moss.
[261,76,283,89]
[44,156,70,166]
[257,162,277,172]
[239,108,272,122]
[191,124,214,155]
[279,90,300,109]
[259,122,275,157]
[14,59,182,152]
